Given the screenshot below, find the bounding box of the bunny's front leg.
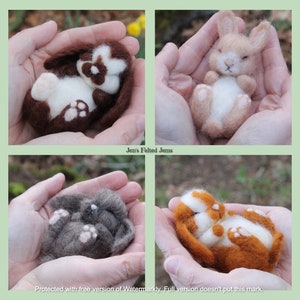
[237,75,256,96]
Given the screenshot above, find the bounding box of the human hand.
[155,11,291,145]
[155,198,291,290]
[9,21,145,145]
[155,12,240,145]
[9,171,145,289]
[227,25,291,145]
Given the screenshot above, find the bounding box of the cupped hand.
[155,198,291,290]
[9,171,145,289]
[9,21,144,145]
[155,11,291,145]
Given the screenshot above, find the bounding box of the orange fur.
[174,189,284,272]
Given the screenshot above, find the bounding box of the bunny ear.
[217,10,238,37]
[249,21,271,52]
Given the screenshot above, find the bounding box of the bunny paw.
[49,209,69,225]
[79,225,98,243]
[229,226,251,239]
[64,100,89,122]
[31,73,59,101]
[236,94,251,109]
[194,84,212,102]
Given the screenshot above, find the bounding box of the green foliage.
[272,19,291,31]
[9,182,27,198]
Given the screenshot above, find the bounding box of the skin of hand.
[9,171,145,289]
[155,198,291,290]
[9,21,145,145]
[155,11,291,145]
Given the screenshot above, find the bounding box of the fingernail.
[164,257,179,275]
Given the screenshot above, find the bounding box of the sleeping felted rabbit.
[23,41,133,135]
[190,10,271,139]
[39,189,135,263]
[174,189,283,273]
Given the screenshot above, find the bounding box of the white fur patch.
[76,44,128,94]
[181,190,208,213]
[79,225,97,243]
[33,74,97,120]
[209,76,245,124]
[91,204,98,210]
[212,203,219,210]
[49,209,69,225]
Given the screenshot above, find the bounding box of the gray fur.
[39,189,135,263]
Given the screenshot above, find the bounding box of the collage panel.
[8,10,145,145]
[155,10,291,145]
[155,155,291,290]
[8,155,145,290]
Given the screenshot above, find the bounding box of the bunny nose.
[225,58,234,67]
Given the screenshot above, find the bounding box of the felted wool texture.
[39,189,135,263]
[23,41,133,135]
[190,10,271,139]
[174,189,284,273]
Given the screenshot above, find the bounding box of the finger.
[164,254,224,288]
[61,171,128,195]
[125,202,145,253]
[9,20,58,65]
[155,207,192,258]
[117,181,143,205]
[123,58,145,116]
[119,36,140,56]
[168,197,181,211]
[44,21,126,56]
[93,114,145,145]
[155,42,179,82]
[262,25,290,96]
[174,12,220,75]
[92,252,145,287]
[10,173,65,211]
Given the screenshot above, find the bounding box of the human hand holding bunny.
[9,21,145,145]
[155,11,291,145]
[155,198,291,290]
[9,172,145,289]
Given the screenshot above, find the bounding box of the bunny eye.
[218,49,222,53]
[241,55,248,60]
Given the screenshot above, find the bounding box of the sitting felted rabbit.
[190,10,270,139]
[23,41,133,135]
[39,189,135,263]
[174,189,283,273]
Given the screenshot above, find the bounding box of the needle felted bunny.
[190,11,270,139]
[23,41,133,135]
[174,189,283,273]
[39,189,135,263]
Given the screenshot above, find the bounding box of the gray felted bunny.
[39,189,134,263]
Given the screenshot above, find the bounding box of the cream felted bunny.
[39,189,135,263]
[23,41,133,135]
[190,11,270,139]
[174,189,283,273]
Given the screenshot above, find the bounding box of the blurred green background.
[9,155,145,202]
[155,10,291,71]
[155,155,291,287]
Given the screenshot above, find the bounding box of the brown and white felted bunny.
[39,189,135,263]
[190,10,270,139]
[174,189,283,273]
[23,41,133,135]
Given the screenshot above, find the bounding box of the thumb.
[92,252,145,287]
[164,255,222,289]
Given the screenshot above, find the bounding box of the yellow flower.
[137,14,145,30]
[127,22,141,37]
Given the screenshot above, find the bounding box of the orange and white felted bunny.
[174,189,283,273]
[190,11,270,139]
